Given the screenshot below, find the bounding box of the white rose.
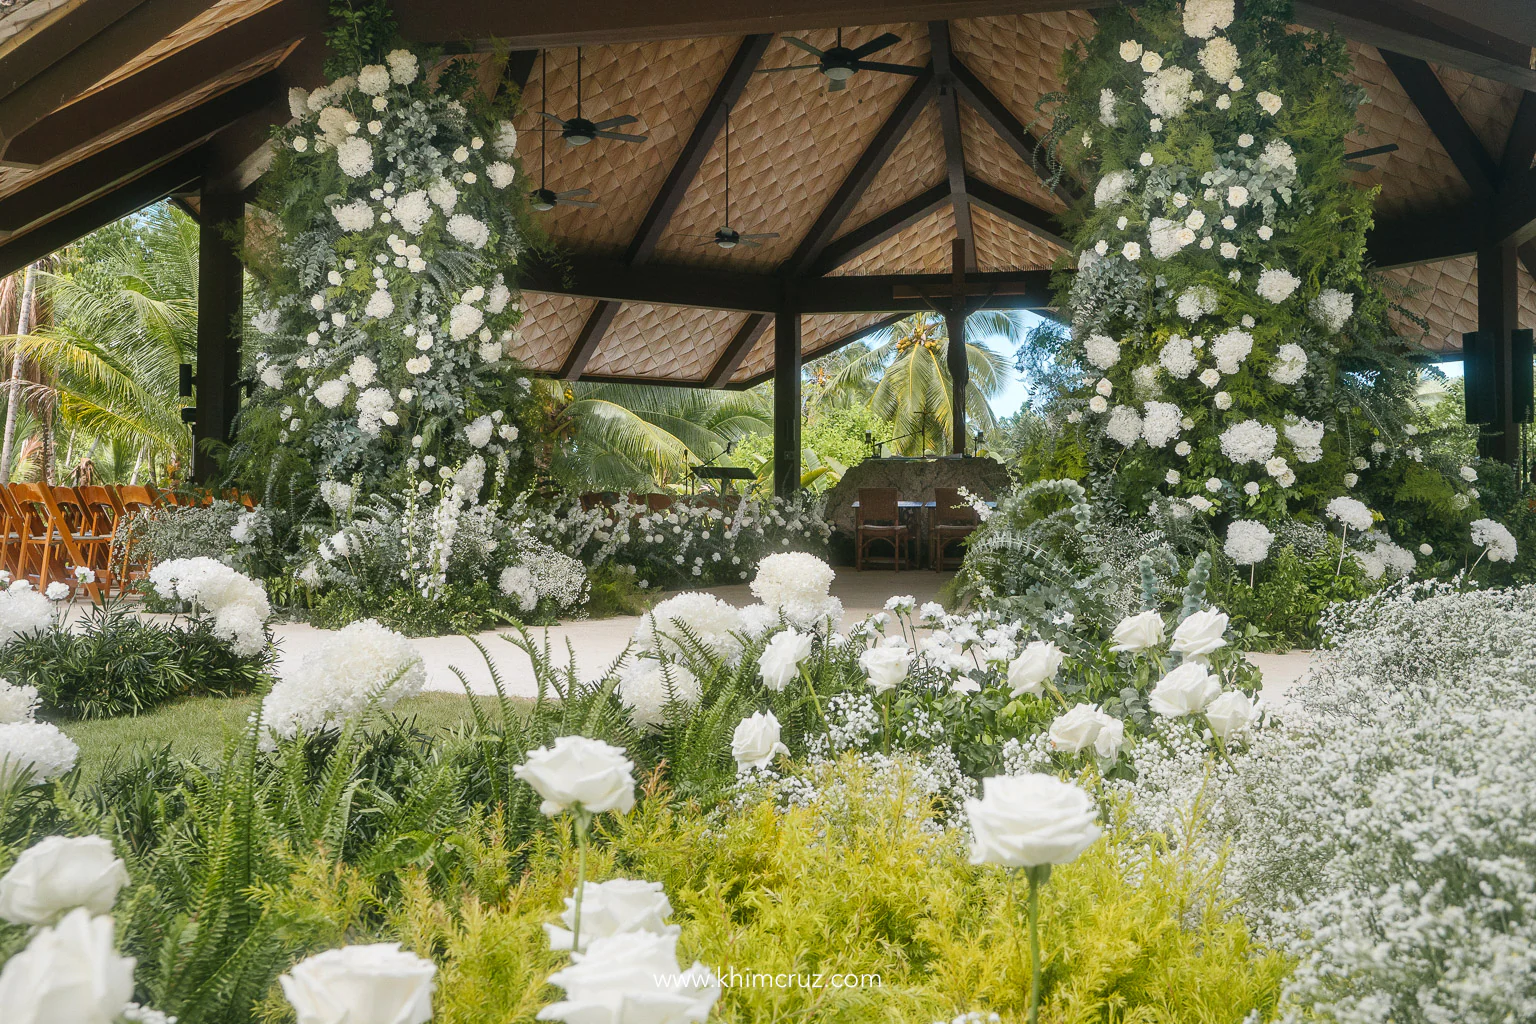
[1169,608,1229,658]
[514,736,636,816]
[859,646,911,694]
[544,878,679,952]
[1205,690,1258,743]
[1007,641,1064,697]
[1093,717,1126,760]
[1048,703,1110,754]
[1149,662,1222,717]
[0,835,128,925]
[537,931,720,1024]
[758,629,812,691]
[1109,610,1164,652]
[731,710,790,771]
[0,908,134,1024]
[965,774,1102,867]
[279,943,436,1024]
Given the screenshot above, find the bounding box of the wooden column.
[772,304,801,498]
[945,238,968,454]
[194,185,245,482]
[1477,240,1520,463]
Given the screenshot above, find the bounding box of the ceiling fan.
[682,112,779,250]
[757,29,924,92]
[529,54,599,211]
[539,47,648,146]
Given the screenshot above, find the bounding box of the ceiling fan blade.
[555,188,593,198]
[697,238,721,246]
[828,77,848,92]
[757,64,821,73]
[854,60,925,76]
[740,233,780,240]
[848,32,901,58]
[559,199,601,208]
[539,111,568,126]
[737,238,765,247]
[782,36,827,58]
[590,114,638,130]
[593,130,648,142]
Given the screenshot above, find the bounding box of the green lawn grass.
[56,693,497,781]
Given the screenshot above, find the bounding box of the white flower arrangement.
[1093,168,1135,208]
[1175,285,1218,320]
[1269,342,1308,384]
[1255,267,1300,303]
[147,557,271,656]
[1218,419,1277,464]
[1083,333,1121,369]
[1142,65,1196,119]
[1224,520,1273,565]
[1197,35,1239,82]
[1470,518,1517,562]
[1324,495,1374,532]
[1182,0,1234,38]
[258,619,424,749]
[1209,328,1253,374]
[1105,404,1145,446]
[1141,400,1183,448]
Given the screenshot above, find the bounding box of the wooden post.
[1477,241,1519,463]
[194,185,245,482]
[945,238,968,455]
[772,303,801,498]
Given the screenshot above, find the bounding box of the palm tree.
[812,311,1016,455]
[13,203,196,482]
[536,380,771,491]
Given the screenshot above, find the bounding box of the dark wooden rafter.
[559,33,772,379]
[0,149,203,278]
[4,0,325,167]
[705,313,770,388]
[503,50,541,95]
[1379,50,1499,197]
[965,175,1068,249]
[929,21,975,272]
[0,0,230,157]
[808,182,950,276]
[949,55,1078,206]
[0,71,284,236]
[0,0,148,100]
[1501,91,1536,182]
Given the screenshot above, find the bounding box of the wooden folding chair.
[2,484,50,587]
[9,483,104,603]
[76,485,124,596]
[0,485,22,579]
[110,484,161,595]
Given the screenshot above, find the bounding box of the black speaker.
[179,363,194,399]
[1463,330,1495,424]
[1513,328,1534,425]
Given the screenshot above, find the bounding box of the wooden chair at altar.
[855,487,910,571]
[929,486,980,572]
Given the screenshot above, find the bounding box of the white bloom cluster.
[498,565,537,612]
[0,720,77,784]
[331,199,374,232]
[1175,285,1218,320]
[1083,333,1120,369]
[0,581,53,644]
[146,557,271,655]
[1098,88,1118,127]
[1094,168,1135,208]
[258,619,425,749]
[1105,404,1144,446]
[0,678,39,724]
[1209,328,1253,374]
[1224,520,1274,565]
[1183,0,1234,38]
[1354,534,1416,579]
[1470,518,1518,562]
[617,657,702,731]
[1159,334,1198,378]
[1255,268,1300,304]
[1142,65,1195,119]
[1324,495,1374,532]
[1149,217,1197,260]
[1283,416,1324,462]
[634,592,744,665]
[1307,287,1354,333]
[1218,419,1277,464]
[1269,342,1308,385]
[750,552,839,628]
[1197,35,1239,82]
[446,213,489,249]
[1140,400,1183,448]
[335,137,374,178]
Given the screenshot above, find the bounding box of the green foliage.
[325,0,398,74]
[0,606,272,719]
[1215,541,1373,649]
[307,579,525,636]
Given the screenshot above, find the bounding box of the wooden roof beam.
[560,33,772,380]
[1294,0,1536,92]
[0,0,227,157]
[1502,91,1536,182]
[704,313,770,387]
[3,0,326,167]
[949,55,1078,207]
[809,182,950,276]
[1379,50,1499,198]
[0,71,283,236]
[965,175,1068,249]
[929,21,975,272]
[0,0,149,102]
[397,0,1115,47]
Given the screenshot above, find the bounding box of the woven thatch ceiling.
[0,0,1531,386]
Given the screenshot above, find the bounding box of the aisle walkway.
[264,571,1318,704]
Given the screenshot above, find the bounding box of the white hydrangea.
[1197,36,1240,82]
[447,213,490,249]
[1149,217,1196,259]
[356,64,391,96]
[1094,168,1135,208]
[1142,65,1195,119]
[1269,343,1308,385]
[1284,416,1325,463]
[0,721,77,784]
[1256,90,1283,115]
[0,582,53,644]
[487,161,516,189]
[1176,285,1218,320]
[1183,0,1234,38]
[386,49,419,85]
[493,120,518,157]
[1219,420,1278,464]
[498,565,538,613]
[335,137,374,178]
[1098,88,1118,127]
[1132,362,1161,397]
[1077,333,1118,371]
[1141,401,1183,448]
[1210,329,1253,374]
[1224,520,1274,565]
[314,378,349,408]
[617,658,702,732]
[1308,288,1354,333]
[1256,268,1300,303]
[331,200,374,232]
[0,678,38,724]
[464,414,494,448]
[1355,535,1416,580]
[448,302,485,341]
[348,355,378,388]
[1325,495,1375,532]
[1258,138,1297,176]
[427,178,459,213]
[1470,518,1518,562]
[393,190,432,234]
[363,289,394,320]
[1159,334,1198,378]
[1105,404,1144,447]
[147,557,271,656]
[634,592,744,665]
[258,619,425,749]
[355,387,396,436]
[320,480,354,515]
